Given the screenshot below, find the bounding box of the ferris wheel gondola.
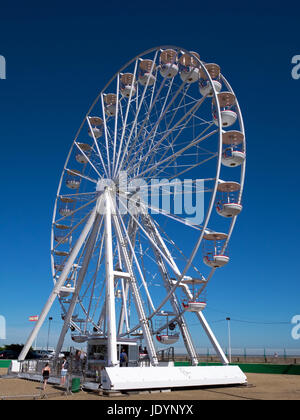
[155,311,180,345]
[216,181,242,218]
[199,63,222,97]
[181,277,207,312]
[222,130,245,167]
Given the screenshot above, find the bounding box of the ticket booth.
[86,337,139,377]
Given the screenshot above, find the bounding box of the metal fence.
[19,358,74,393]
[194,348,300,357]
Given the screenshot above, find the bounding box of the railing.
[18,356,84,392]
[20,358,63,377]
[196,347,300,357]
[157,346,175,363]
[174,348,300,364]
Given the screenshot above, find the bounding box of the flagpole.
[34,335,37,351]
[29,316,39,351]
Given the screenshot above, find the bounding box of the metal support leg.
[117,219,137,336]
[144,215,228,365]
[55,212,102,358]
[179,282,229,365]
[142,215,199,366]
[112,205,158,366]
[18,208,97,361]
[104,190,118,367]
[196,311,229,365]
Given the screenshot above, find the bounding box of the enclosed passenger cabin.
[59,282,75,298]
[54,224,70,244]
[120,73,136,98]
[203,231,229,268]
[183,301,206,312]
[76,142,92,164]
[138,59,157,86]
[222,130,245,167]
[66,169,81,190]
[159,49,178,78]
[53,250,69,273]
[155,311,180,345]
[180,277,207,312]
[104,94,117,116]
[53,250,69,258]
[88,116,103,139]
[54,262,64,272]
[213,92,237,127]
[58,197,76,217]
[178,51,200,83]
[71,334,88,343]
[216,181,242,218]
[199,63,222,97]
[156,333,180,345]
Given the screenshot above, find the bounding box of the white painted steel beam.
[145,215,228,365]
[104,190,119,367]
[54,212,103,358]
[142,214,199,366]
[111,202,158,366]
[18,207,98,361]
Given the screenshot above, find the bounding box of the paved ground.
[1,368,300,400]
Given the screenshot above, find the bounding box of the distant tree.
[4,344,33,353]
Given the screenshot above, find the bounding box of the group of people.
[42,346,149,391]
[41,357,69,391]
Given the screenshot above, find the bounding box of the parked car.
[34,349,64,359]
[27,351,43,359]
[34,350,52,359]
[0,349,43,360]
[0,350,19,359]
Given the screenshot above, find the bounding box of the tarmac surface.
[1,368,300,400]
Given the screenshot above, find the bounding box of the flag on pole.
[29,316,39,322]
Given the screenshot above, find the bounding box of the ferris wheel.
[19,46,246,367]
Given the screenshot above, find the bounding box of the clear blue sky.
[0,0,300,353]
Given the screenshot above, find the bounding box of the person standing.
[80,350,86,371]
[42,363,51,392]
[60,357,69,387]
[75,350,81,371]
[120,348,128,367]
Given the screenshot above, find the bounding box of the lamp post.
[47,317,53,351]
[226,317,231,363]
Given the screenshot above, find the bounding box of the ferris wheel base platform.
[101,365,247,391]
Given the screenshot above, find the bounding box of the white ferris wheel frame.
[19,46,246,366]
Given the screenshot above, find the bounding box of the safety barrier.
[174,361,300,375]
